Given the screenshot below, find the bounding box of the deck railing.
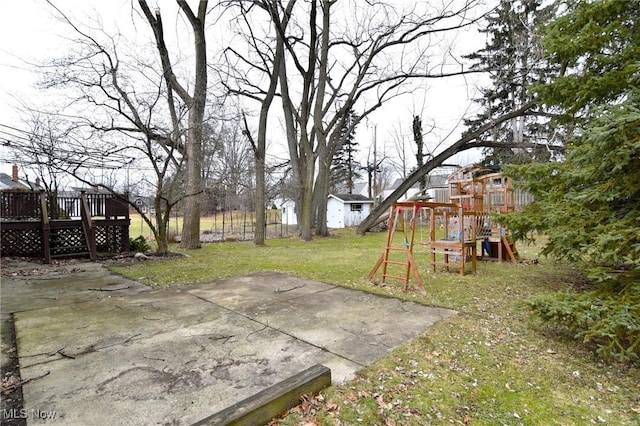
[1,191,129,221]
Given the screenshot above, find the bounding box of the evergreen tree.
[502,0,640,361]
[331,109,361,194]
[465,0,560,166]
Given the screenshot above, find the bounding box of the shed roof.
[330,193,374,203]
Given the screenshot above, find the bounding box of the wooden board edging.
[192,364,331,426]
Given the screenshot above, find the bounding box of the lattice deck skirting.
[0,226,43,257]
[95,223,130,253]
[1,219,130,258]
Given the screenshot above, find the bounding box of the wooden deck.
[1,191,130,263]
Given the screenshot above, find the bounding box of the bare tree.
[362,129,386,199]
[356,0,564,234]
[138,0,209,249]
[6,1,214,253]
[206,119,255,210]
[388,124,411,180]
[270,0,485,239]
[220,0,294,245]
[211,1,485,239]
[2,113,71,194]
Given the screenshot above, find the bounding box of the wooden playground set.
[368,166,519,294]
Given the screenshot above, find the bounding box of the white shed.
[275,198,297,226]
[326,194,375,229]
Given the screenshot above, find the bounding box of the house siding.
[326,194,374,229]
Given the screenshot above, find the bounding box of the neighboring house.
[326,193,375,229]
[0,165,42,191]
[379,174,450,204]
[131,195,154,215]
[379,178,422,203]
[424,174,449,203]
[66,186,113,196]
[351,182,369,197]
[0,172,30,191]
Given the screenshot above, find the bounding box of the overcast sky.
[0,0,489,179]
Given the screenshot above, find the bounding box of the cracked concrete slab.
[187,274,454,367]
[1,261,456,425]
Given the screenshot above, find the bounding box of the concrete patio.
[0,260,455,425]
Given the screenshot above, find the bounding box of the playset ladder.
[501,237,518,262]
[368,202,425,295]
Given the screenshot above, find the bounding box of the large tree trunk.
[139,0,208,249]
[311,0,331,237]
[156,210,170,254]
[276,0,320,241]
[181,110,204,248]
[278,67,302,235]
[251,1,292,246]
[179,1,208,249]
[314,154,331,236]
[299,143,316,241]
[254,153,266,245]
[315,131,340,236]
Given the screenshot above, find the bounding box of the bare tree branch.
[356,100,546,234]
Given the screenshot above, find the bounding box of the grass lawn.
[110,229,640,425]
